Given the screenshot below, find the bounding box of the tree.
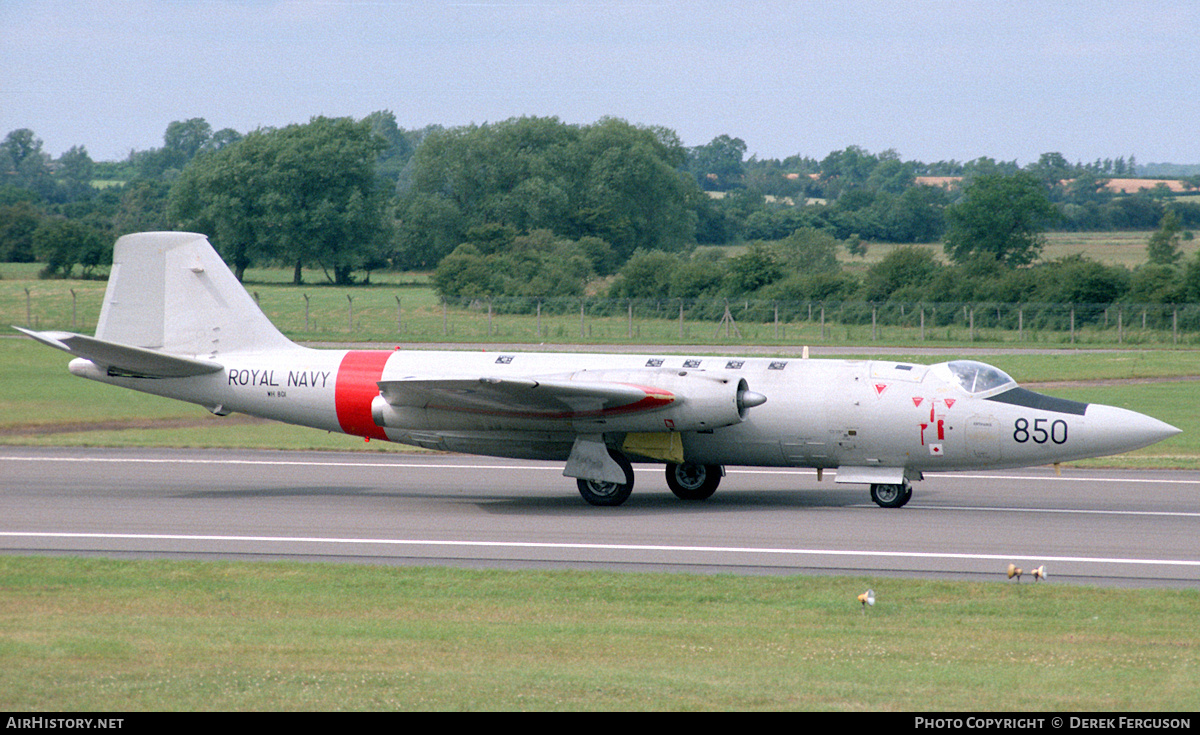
[31,217,109,278]
[1147,209,1185,266]
[1,129,52,195]
[399,116,698,267]
[820,146,879,196]
[609,250,679,299]
[777,227,840,274]
[724,242,784,294]
[133,118,214,180]
[0,201,42,261]
[688,135,747,190]
[862,246,944,302]
[943,172,1058,267]
[434,230,596,300]
[169,117,390,283]
[55,145,95,201]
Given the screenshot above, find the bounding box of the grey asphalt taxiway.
[2,446,1197,588]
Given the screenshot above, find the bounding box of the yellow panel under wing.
[622,431,684,463]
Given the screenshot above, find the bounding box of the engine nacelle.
[370,368,766,434]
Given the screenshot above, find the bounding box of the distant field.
[843,230,1178,270]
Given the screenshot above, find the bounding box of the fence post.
[679,302,684,340]
[580,301,585,339]
[1118,307,1123,344]
[346,294,353,332]
[628,301,633,340]
[536,300,542,339]
[395,295,402,334]
[969,307,975,342]
[1070,306,1076,344]
[442,299,448,336]
[871,305,877,341]
[920,306,925,342]
[25,287,31,327]
[820,305,826,340]
[1018,307,1023,342]
[70,288,77,331]
[1173,307,1178,345]
[488,299,493,337]
[774,302,779,340]
[303,294,310,332]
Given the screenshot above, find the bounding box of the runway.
[2,446,1198,588]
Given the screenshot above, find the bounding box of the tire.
[665,463,722,500]
[870,482,911,508]
[576,450,634,506]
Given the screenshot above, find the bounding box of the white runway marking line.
[1,531,1198,569]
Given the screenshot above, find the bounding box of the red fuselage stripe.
[334,351,392,440]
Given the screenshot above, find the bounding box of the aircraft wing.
[14,327,224,378]
[376,376,675,420]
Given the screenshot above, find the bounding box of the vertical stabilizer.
[95,232,297,357]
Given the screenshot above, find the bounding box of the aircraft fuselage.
[68,347,1171,477]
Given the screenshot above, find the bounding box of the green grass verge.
[1,557,1196,711]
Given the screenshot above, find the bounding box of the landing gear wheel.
[666,463,722,500]
[576,450,635,506]
[870,482,912,508]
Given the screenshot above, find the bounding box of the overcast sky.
[3,1,1198,166]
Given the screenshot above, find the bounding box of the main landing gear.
[575,455,725,506]
[665,462,722,500]
[870,482,913,508]
[576,449,635,507]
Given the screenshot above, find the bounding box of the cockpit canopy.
[934,360,1016,394]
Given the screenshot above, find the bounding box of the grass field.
[1,557,1196,711]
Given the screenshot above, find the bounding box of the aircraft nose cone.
[1083,404,1181,455]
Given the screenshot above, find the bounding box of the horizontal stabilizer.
[377,376,673,420]
[14,327,223,378]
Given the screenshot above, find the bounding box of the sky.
[3,0,1198,166]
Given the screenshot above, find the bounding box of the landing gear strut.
[665,462,722,500]
[870,482,912,508]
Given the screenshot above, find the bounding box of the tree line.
[1,114,1198,310]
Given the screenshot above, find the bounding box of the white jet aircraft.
[16,232,1181,507]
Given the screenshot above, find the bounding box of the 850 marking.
[1013,417,1068,444]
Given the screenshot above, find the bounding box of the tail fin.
[96,231,296,357]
